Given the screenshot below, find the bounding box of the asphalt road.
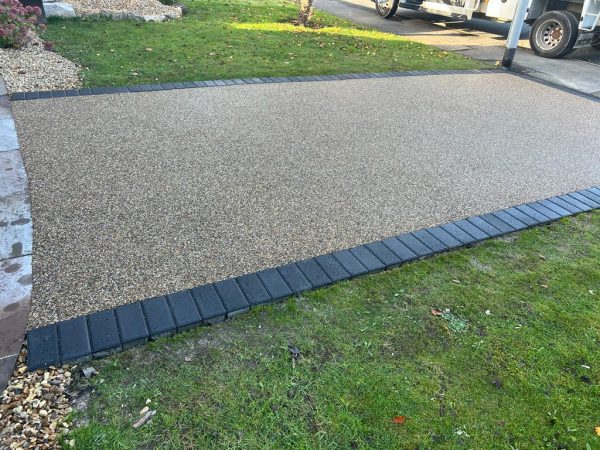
[315,0,600,96]
[14,72,600,328]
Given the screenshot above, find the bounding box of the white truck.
[373,0,600,57]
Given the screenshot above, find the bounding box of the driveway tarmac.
[13,72,600,328]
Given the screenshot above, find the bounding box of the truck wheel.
[375,0,399,18]
[529,11,579,58]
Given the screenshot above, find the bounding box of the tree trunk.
[297,0,314,26]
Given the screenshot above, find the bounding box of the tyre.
[529,11,579,58]
[375,0,399,18]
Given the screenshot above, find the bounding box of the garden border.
[26,186,600,370]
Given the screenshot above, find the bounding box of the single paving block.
[38,91,53,99]
[539,199,572,217]
[440,223,477,245]
[589,187,600,197]
[365,241,402,267]
[257,268,293,300]
[412,229,447,252]
[182,82,196,88]
[24,92,39,100]
[90,87,105,95]
[382,237,418,261]
[396,233,433,257]
[349,245,385,271]
[115,302,149,349]
[87,310,122,357]
[11,92,26,101]
[236,273,272,306]
[214,279,250,316]
[27,325,60,370]
[467,216,503,237]
[315,254,350,282]
[479,213,516,234]
[514,204,552,223]
[64,89,79,97]
[296,258,331,288]
[331,249,368,277]
[58,317,91,364]
[453,219,489,240]
[167,290,202,331]
[503,207,539,227]
[426,226,463,249]
[277,263,312,293]
[141,296,176,338]
[527,201,561,220]
[190,284,226,324]
[51,90,66,98]
[552,195,588,212]
[491,211,527,230]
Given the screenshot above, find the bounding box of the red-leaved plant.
[0,0,44,48]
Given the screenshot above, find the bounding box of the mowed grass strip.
[43,0,488,87]
[64,211,600,449]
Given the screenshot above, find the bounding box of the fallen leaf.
[145,48,153,51]
[452,279,461,284]
[431,309,443,316]
[538,254,546,260]
[184,356,192,362]
[595,426,600,436]
[392,415,406,424]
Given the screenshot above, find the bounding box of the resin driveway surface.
[13,72,600,328]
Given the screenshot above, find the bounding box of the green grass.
[64,212,600,449]
[42,0,488,87]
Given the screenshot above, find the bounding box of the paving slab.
[12,72,600,328]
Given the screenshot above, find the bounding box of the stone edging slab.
[25,186,600,370]
[8,69,499,101]
[0,77,33,390]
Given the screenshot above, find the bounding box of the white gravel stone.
[43,2,77,17]
[0,41,81,94]
[69,0,182,20]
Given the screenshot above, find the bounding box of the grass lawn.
[64,211,600,449]
[43,0,488,87]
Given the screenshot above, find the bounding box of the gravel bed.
[0,350,73,449]
[69,0,182,20]
[0,42,81,94]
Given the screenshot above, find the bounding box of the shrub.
[0,0,44,48]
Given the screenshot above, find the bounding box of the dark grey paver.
[479,213,516,234]
[527,201,562,220]
[87,310,122,357]
[549,196,586,212]
[467,217,503,237]
[365,241,402,267]
[453,219,489,240]
[382,237,418,261]
[57,317,91,364]
[115,302,149,349]
[27,325,60,370]
[397,233,433,257]
[539,199,572,216]
[412,230,447,252]
[236,273,271,306]
[214,279,250,316]
[579,189,600,204]
[141,296,176,338]
[332,249,368,276]
[561,194,593,211]
[167,290,202,331]
[38,91,53,99]
[492,211,527,230]
[277,263,312,293]
[514,204,552,223]
[190,284,226,324]
[503,207,539,226]
[440,223,477,244]
[349,245,385,271]
[315,254,350,282]
[257,268,293,300]
[426,226,463,249]
[296,258,331,288]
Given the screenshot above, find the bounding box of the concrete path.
[13,72,600,329]
[315,0,600,97]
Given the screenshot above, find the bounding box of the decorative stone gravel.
[0,42,80,94]
[0,349,73,450]
[68,0,182,21]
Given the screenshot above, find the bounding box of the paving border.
[26,186,600,370]
[0,77,32,390]
[8,69,500,101]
